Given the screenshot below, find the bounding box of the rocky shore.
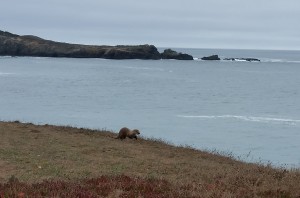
[0,30,192,60]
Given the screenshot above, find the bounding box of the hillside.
[0,121,299,197]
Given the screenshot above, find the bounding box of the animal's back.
[116,127,130,139]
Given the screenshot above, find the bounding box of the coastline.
[1,121,299,197]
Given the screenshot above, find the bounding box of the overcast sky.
[1,0,300,50]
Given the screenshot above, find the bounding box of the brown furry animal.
[116,127,140,140]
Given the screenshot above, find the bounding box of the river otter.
[116,127,140,140]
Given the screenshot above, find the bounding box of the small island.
[0,30,193,60]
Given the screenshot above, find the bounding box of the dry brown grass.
[0,121,300,197]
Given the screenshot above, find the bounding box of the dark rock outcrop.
[199,54,260,62]
[224,58,260,62]
[0,30,18,38]
[161,49,193,60]
[201,55,220,60]
[0,30,193,60]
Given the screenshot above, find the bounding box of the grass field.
[0,121,299,197]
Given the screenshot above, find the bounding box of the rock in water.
[161,49,194,60]
[201,55,220,60]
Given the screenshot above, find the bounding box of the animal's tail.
[114,135,120,139]
[106,135,119,139]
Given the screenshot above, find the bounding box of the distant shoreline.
[0,30,193,60]
[1,30,267,62]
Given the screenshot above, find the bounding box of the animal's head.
[133,129,140,135]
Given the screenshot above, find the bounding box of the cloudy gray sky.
[1,0,300,50]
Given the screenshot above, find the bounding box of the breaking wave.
[194,57,300,63]
[177,115,300,125]
[260,58,300,63]
[122,66,165,71]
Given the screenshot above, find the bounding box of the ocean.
[1,48,300,167]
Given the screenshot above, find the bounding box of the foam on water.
[177,115,300,125]
[121,66,165,71]
[260,58,300,63]
[0,56,14,59]
[0,72,14,76]
[194,58,300,63]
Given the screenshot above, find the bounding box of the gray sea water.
[1,48,300,167]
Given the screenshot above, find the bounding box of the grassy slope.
[0,121,299,197]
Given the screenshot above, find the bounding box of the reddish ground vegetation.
[0,175,191,198]
[0,174,296,198]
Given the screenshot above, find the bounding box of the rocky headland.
[0,30,192,60]
[0,30,263,62]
